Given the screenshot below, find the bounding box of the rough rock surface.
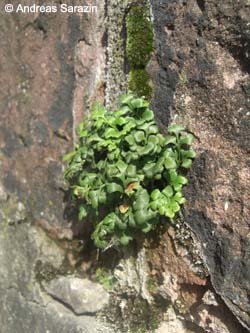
[45,277,110,315]
[1,0,250,332]
[0,222,110,333]
[0,1,111,332]
[150,0,250,331]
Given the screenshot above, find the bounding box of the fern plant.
[64,94,196,249]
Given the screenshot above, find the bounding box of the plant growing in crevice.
[64,94,195,249]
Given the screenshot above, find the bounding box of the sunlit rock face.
[1,0,250,332]
[0,2,109,332]
[150,0,250,331]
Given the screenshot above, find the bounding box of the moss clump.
[126,2,154,99]
[95,268,117,291]
[126,5,154,67]
[102,294,162,333]
[128,69,152,99]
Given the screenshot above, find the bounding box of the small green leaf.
[115,117,127,126]
[164,157,177,169]
[151,189,161,200]
[139,142,155,155]
[174,193,186,204]
[131,98,146,109]
[128,212,136,228]
[92,103,106,119]
[165,209,175,219]
[89,191,98,209]
[133,190,150,211]
[63,151,76,161]
[108,152,115,161]
[123,119,136,133]
[182,159,192,169]
[173,184,182,191]
[162,186,173,197]
[177,175,188,184]
[78,206,87,220]
[87,133,102,143]
[169,169,178,181]
[115,218,127,230]
[182,150,196,159]
[141,109,154,122]
[120,94,134,106]
[169,200,180,213]
[141,223,152,233]
[106,183,123,193]
[138,121,155,131]
[159,206,165,215]
[116,106,130,116]
[134,131,145,143]
[93,237,108,249]
[127,164,137,177]
[107,165,119,178]
[148,135,159,146]
[120,234,133,246]
[116,160,127,173]
[134,209,152,225]
[99,191,107,204]
[168,124,185,134]
[125,134,135,146]
[143,162,155,178]
[96,160,105,170]
[147,125,158,134]
[151,201,158,210]
[180,134,194,145]
[104,128,121,139]
[165,135,177,145]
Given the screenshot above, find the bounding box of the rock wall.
[1,0,250,332]
[0,1,111,332]
[149,0,250,332]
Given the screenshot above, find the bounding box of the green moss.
[101,294,162,333]
[126,2,154,99]
[126,4,154,67]
[146,277,157,294]
[95,268,117,291]
[128,69,152,99]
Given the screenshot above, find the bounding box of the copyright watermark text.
[4,3,97,14]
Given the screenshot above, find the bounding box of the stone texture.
[0,1,111,332]
[44,277,110,315]
[1,288,110,333]
[150,0,250,331]
[105,0,131,110]
[1,0,250,332]
[0,220,111,333]
[156,308,192,333]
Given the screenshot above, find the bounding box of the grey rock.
[2,287,111,333]
[105,0,132,109]
[0,223,112,333]
[0,1,111,332]
[0,184,8,202]
[156,308,187,333]
[44,277,110,315]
